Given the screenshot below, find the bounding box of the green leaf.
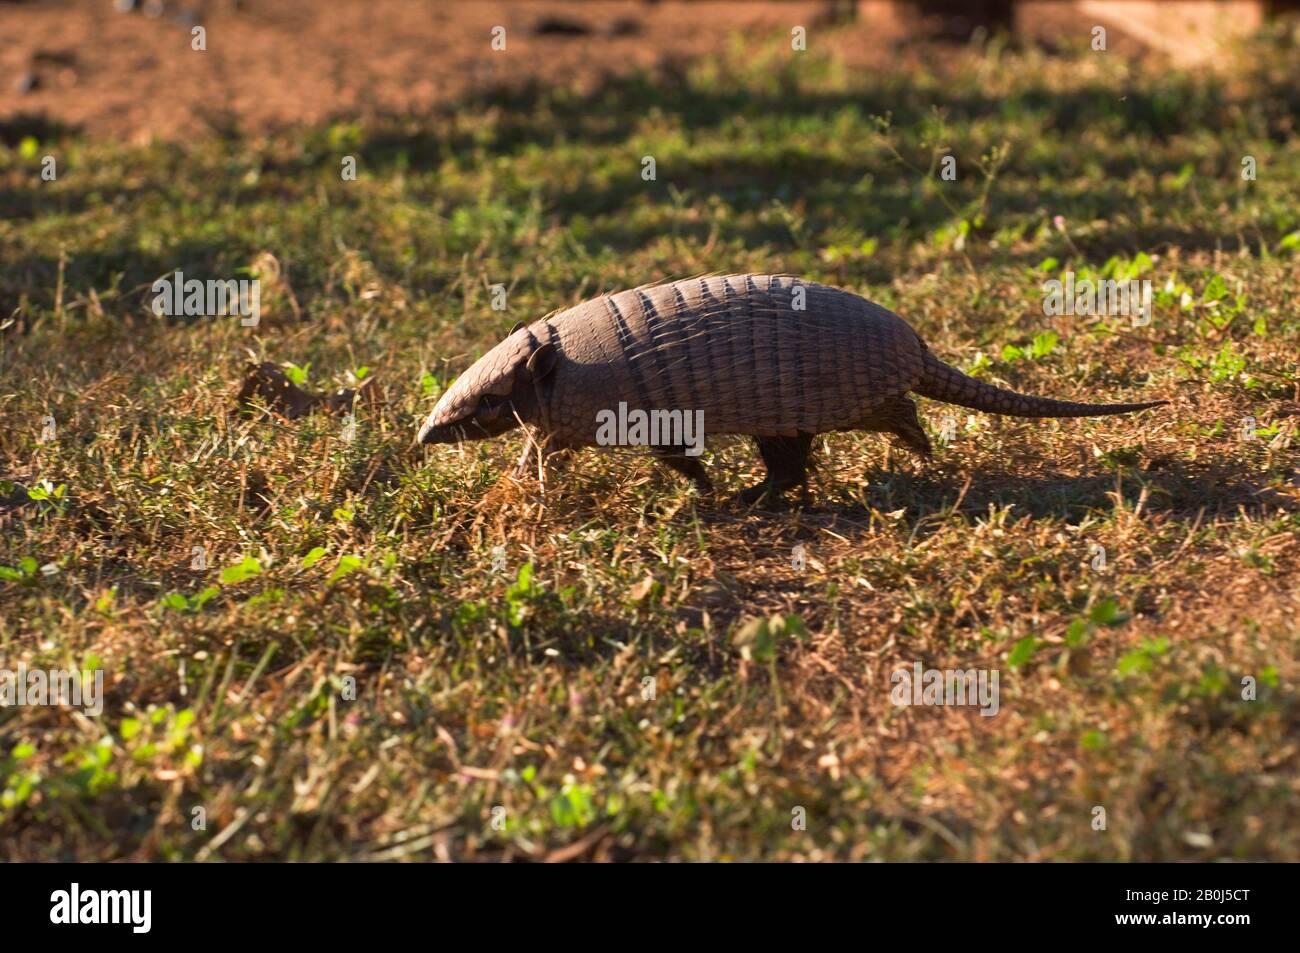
[1029,330,1058,359]
[191,586,220,610]
[549,782,596,828]
[95,588,117,613]
[1117,649,1152,676]
[161,592,189,611]
[1065,618,1090,648]
[1201,274,1228,304]
[1088,598,1128,627]
[327,554,364,584]
[734,617,777,662]
[220,557,262,585]
[1007,636,1038,668]
[283,362,310,387]
[1208,342,1246,382]
[1080,730,1107,751]
[301,547,327,569]
[780,613,809,639]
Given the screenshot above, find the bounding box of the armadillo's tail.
[914,351,1168,418]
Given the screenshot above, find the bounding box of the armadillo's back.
[534,274,925,442]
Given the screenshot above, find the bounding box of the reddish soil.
[0,0,1235,144]
[1,0,875,142]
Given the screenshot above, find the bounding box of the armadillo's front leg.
[651,446,713,493]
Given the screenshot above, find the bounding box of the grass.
[1,25,1298,861]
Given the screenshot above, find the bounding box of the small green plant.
[0,556,39,582]
[733,613,807,663]
[120,706,201,769]
[505,562,540,627]
[549,781,597,828]
[283,362,310,387]
[1007,636,1038,668]
[1117,637,1170,677]
[220,556,263,585]
[1001,331,1058,364]
[26,480,68,515]
[301,547,328,569]
[1060,598,1131,657]
[1208,341,1248,383]
[0,744,40,821]
[327,554,366,584]
[1198,274,1246,330]
[160,586,220,613]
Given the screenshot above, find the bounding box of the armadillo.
[417,274,1166,500]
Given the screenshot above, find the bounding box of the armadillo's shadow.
[738,455,1288,528]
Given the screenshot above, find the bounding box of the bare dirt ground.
[2,0,890,143]
[1,0,1218,145]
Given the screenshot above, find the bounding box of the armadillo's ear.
[508,321,525,337]
[526,342,558,381]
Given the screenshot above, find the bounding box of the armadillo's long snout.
[417,417,464,445]
[417,417,438,444]
[418,373,478,445]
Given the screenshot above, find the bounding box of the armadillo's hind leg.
[887,396,932,459]
[739,433,815,504]
[653,446,713,492]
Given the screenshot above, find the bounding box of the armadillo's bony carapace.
[418,275,1166,500]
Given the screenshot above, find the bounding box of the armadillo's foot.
[735,479,801,506]
[737,433,814,505]
[653,447,714,493]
